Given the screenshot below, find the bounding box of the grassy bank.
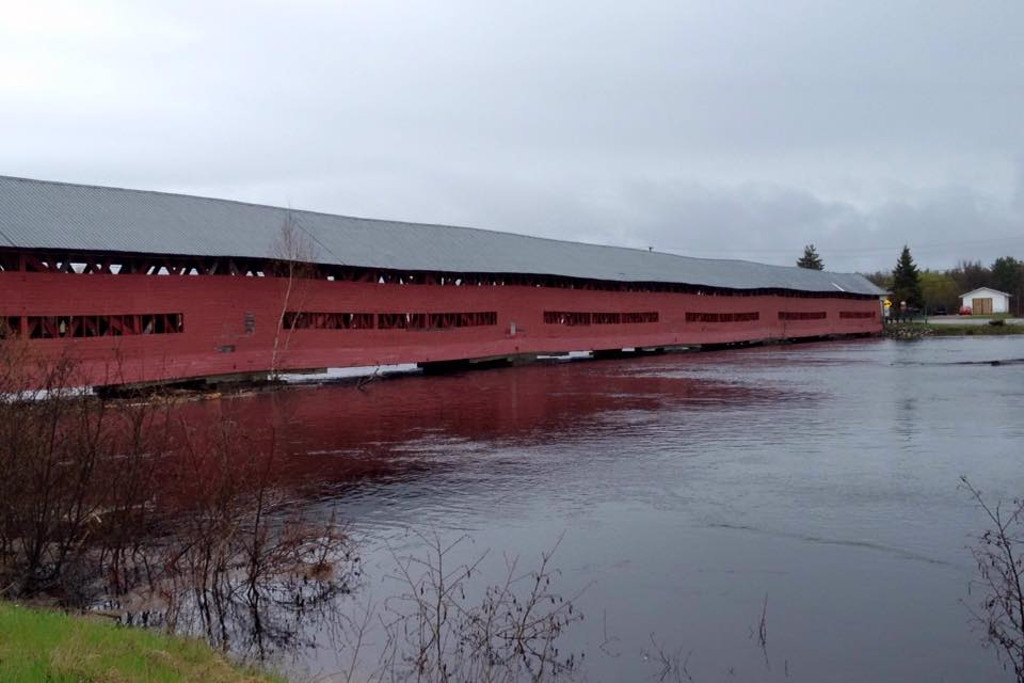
[0,602,282,683]
[919,323,1024,336]
[885,322,1024,339]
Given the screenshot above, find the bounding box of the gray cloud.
[1014,156,1024,211]
[0,0,1021,272]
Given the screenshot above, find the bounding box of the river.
[177,336,1024,681]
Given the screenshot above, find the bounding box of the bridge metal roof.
[0,175,882,295]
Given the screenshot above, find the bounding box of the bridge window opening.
[778,311,827,321]
[545,311,660,326]
[685,312,760,323]
[22,313,184,339]
[284,312,376,330]
[0,317,20,338]
[283,311,497,331]
[378,313,423,329]
[839,311,876,319]
[378,311,497,330]
[3,250,879,304]
[621,312,659,324]
[428,312,498,328]
[544,312,591,326]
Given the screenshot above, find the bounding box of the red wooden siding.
[0,253,882,389]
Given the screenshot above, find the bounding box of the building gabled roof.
[0,174,883,296]
[960,287,1013,299]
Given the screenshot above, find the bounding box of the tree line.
[797,244,1024,315]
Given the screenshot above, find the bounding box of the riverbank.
[885,322,1024,339]
[0,602,281,683]
[928,323,1024,335]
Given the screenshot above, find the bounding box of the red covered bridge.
[0,175,883,389]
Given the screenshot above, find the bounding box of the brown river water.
[151,336,1024,681]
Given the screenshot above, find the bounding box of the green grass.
[0,602,284,682]
[955,313,1013,320]
[905,323,1024,336]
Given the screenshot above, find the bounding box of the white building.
[959,287,1012,315]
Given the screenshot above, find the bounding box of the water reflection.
[77,339,1024,680]
[100,414,361,666]
[173,356,798,495]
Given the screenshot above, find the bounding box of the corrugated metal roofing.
[959,287,1012,298]
[0,175,883,296]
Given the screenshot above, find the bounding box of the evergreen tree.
[797,244,824,270]
[991,256,1024,315]
[991,256,1022,294]
[891,245,922,310]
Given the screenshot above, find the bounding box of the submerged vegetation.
[5,332,1024,681]
[0,339,359,676]
[963,478,1024,683]
[0,339,587,681]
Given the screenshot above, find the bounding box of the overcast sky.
[1,0,1021,272]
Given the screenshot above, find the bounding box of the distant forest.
[861,256,1024,315]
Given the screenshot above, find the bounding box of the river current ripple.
[184,337,1024,681]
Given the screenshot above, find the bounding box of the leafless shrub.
[269,212,319,378]
[375,530,584,682]
[962,476,1024,682]
[1,340,579,675]
[755,594,768,651]
[0,341,167,602]
[0,337,356,663]
[113,411,360,661]
[641,634,693,683]
[746,592,770,672]
[356,368,383,392]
